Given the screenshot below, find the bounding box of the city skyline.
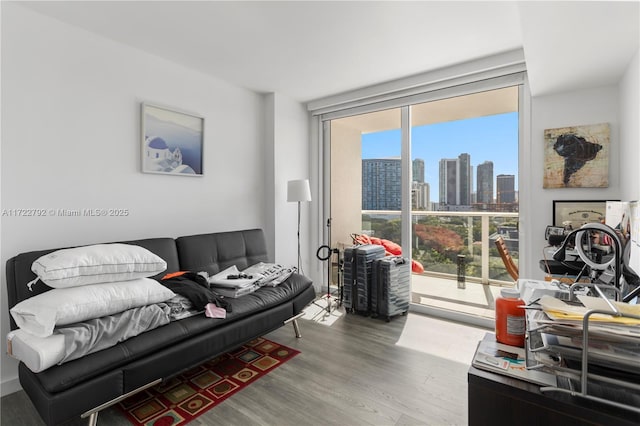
[361,157,514,211]
[361,112,518,203]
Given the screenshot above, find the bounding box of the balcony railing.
[361,210,519,286]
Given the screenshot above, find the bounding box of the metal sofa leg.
[81,378,162,425]
[292,319,302,338]
[86,412,98,426]
[284,312,305,338]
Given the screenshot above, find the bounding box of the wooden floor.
[1,310,489,426]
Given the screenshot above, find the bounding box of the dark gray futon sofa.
[5,228,315,425]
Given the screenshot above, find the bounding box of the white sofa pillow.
[10,278,175,337]
[32,243,167,288]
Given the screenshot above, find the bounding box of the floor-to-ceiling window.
[321,73,525,326]
[408,87,519,321]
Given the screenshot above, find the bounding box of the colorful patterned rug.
[117,337,299,425]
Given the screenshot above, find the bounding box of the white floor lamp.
[287,179,312,273]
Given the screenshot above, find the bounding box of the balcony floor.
[411,273,506,320]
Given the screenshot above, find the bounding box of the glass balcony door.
[408,87,520,322]
[324,82,522,327]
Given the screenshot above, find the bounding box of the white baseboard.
[1,376,22,397]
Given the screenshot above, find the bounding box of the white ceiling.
[16,1,640,103]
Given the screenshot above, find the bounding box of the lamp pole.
[297,200,301,272]
[287,179,311,274]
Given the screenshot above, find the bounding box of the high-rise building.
[439,158,458,205]
[362,158,402,210]
[439,153,472,207]
[477,161,494,204]
[412,158,425,183]
[458,153,472,205]
[496,174,516,204]
[412,181,430,210]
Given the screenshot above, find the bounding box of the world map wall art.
[543,123,610,188]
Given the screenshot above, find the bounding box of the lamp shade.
[287,179,311,202]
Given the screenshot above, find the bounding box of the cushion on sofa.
[31,243,167,288]
[176,229,269,275]
[10,278,175,337]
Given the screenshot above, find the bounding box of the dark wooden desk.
[468,366,639,426]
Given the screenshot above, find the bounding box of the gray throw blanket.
[56,304,170,364]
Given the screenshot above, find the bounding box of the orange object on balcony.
[495,235,519,281]
[381,239,402,255]
[369,236,382,245]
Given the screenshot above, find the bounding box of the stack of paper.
[539,295,640,325]
[530,295,640,374]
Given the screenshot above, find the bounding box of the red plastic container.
[495,288,525,347]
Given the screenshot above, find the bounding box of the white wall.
[619,49,640,201]
[0,4,273,394]
[526,48,639,280]
[267,94,314,281]
[526,85,621,279]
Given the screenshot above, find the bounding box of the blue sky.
[362,112,518,202]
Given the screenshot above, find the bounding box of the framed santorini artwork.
[141,103,204,176]
[543,123,609,188]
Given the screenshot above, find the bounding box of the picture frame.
[543,123,609,189]
[552,200,609,229]
[141,103,204,176]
